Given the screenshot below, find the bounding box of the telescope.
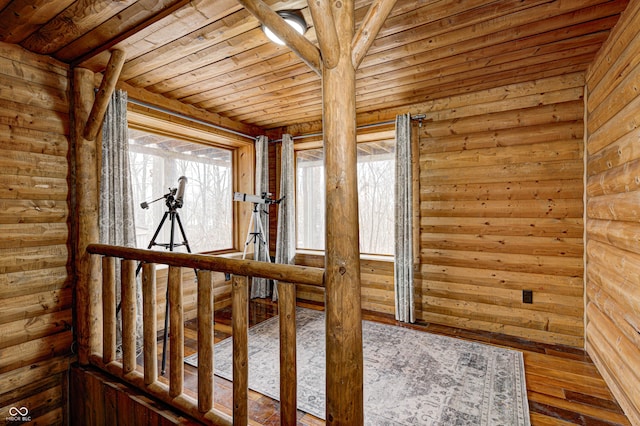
[233,191,284,205]
[141,176,188,210]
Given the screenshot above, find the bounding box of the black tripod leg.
[136,211,170,276]
[175,212,199,277]
[174,212,192,254]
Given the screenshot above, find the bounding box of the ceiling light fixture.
[263,10,307,45]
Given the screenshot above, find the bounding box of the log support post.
[73,67,102,365]
[230,0,397,422]
[323,0,364,423]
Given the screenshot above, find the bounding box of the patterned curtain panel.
[99,89,143,352]
[251,135,272,298]
[394,113,415,323]
[100,90,136,247]
[274,134,296,301]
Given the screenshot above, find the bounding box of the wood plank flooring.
[152,298,630,425]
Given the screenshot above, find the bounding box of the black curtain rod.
[127,97,426,143]
[269,114,426,143]
[127,98,256,140]
[270,120,394,143]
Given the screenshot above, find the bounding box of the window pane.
[296,149,325,250]
[295,140,395,255]
[356,141,395,255]
[129,128,233,253]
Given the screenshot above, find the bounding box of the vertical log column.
[323,0,364,423]
[73,68,102,365]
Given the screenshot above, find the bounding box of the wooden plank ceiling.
[0,0,629,131]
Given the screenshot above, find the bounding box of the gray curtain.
[251,135,272,298]
[394,113,415,323]
[274,134,296,301]
[99,89,143,353]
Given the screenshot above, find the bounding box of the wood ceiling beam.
[235,0,322,75]
[83,49,126,141]
[351,0,398,70]
[307,0,340,69]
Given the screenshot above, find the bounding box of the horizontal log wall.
[0,42,73,424]
[295,252,394,315]
[585,0,640,424]
[418,73,586,347]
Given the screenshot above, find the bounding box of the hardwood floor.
[154,299,630,426]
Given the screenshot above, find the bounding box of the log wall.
[0,42,73,424]
[417,73,586,348]
[585,1,640,423]
[293,75,586,347]
[295,252,394,315]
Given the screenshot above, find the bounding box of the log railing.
[83,243,325,425]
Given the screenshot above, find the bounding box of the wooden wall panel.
[70,365,201,425]
[295,252,395,316]
[418,73,586,348]
[0,42,73,423]
[292,75,585,339]
[585,0,640,423]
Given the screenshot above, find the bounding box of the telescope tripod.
[242,202,271,263]
[140,205,194,376]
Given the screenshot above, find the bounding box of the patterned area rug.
[185,308,530,425]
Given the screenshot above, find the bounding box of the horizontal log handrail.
[85,243,324,425]
[87,243,325,287]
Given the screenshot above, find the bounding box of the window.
[296,140,396,255]
[128,128,233,253]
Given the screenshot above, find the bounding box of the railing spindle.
[169,266,184,398]
[232,275,248,426]
[85,244,325,426]
[121,259,137,374]
[197,270,215,413]
[102,256,116,364]
[142,262,157,386]
[278,282,297,425]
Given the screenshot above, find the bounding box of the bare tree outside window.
[296,150,325,250]
[296,140,395,255]
[128,128,233,253]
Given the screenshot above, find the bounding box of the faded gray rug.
[185,308,530,425]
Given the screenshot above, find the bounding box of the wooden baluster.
[169,266,184,398]
[121,259,137,374]
[278,282,297,425]
[142,263,158,386]
[197,270,215,413]
[232,275,248,425]
[102,256,117,364]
